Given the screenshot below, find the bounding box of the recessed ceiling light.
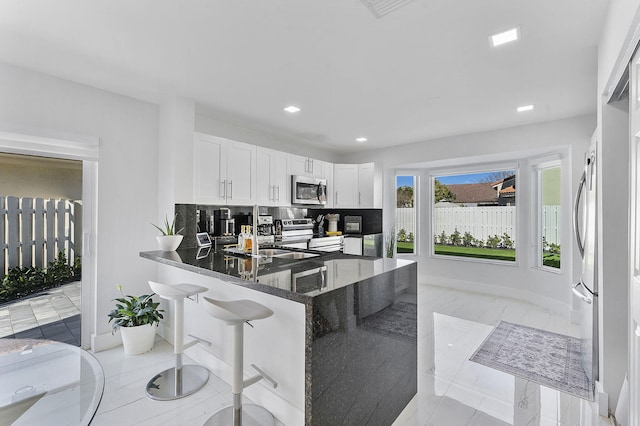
[356,137,368,143]
[283,105,301,113]
[517,104,534,112]
[490,27,520,47]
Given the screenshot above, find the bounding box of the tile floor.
[0,282,81,345]
[90,281,615,426]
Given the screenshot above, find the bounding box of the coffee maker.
[213,208,235,236]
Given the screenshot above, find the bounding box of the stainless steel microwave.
[291,175,327,205]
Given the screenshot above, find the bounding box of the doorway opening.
[0,153,83,345]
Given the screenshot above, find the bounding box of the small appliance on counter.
[344,215,362,234]
[213,208,235,236]
[255,215,275,245]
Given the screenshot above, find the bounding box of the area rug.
[360,302,417,342]
[469,321,593,400]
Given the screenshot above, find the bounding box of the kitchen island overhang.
[141,248,417,425]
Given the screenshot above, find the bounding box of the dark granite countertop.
[140,247,414,304]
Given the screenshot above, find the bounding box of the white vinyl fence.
[396,205,561,248]
[1,196,80,279]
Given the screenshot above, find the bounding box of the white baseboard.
[91,331,122,353]
[420,274,571,318]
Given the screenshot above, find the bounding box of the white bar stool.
[146,281,210,401]
[202,297,278,426]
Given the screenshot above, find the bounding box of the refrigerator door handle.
[572,280,595,304]
[573,171,586,258]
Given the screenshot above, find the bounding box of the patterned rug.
[360,302,417,342]
[469,321,593,400]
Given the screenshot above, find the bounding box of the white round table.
[0,338,104,425]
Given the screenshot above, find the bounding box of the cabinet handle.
[221,180,227,198]
[309,159,313,174]
[305,158,310,174]
[228,180,233,199]
[359,192,361,206]
[335,191,338,205]
[276,185,280,201]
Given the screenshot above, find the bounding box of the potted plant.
[152,214,184,251]
[107,284,164,355]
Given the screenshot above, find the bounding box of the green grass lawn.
[434,245,516,261]
[397,241,414,253]
[542,253,560,269]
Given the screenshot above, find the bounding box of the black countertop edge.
[139,249,416,304]
[140,250,313,305]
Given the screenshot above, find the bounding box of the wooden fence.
[1,196,80,279]
[396,205,561,247]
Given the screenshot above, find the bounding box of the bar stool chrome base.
[204,404,274,426]
[146,364,209,401]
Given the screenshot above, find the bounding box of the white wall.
[195,112,336,163]
[0,62,160,347]
[342,115,594,310]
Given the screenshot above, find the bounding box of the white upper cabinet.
[358,162,375,207]
[194,133,256,205]
[256,147,289,206]
[333,164,359,207]
[290,154,325,178]
[333,162,379,208]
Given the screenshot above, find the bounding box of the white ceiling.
[0,0,610,154]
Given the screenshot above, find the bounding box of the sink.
[258,248,292,257]
[258,248,319,260]
[274,252,319,260]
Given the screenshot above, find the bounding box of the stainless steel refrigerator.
[572,142,599,392]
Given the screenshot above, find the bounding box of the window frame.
[395,171,420,257]
[532,157,564,273]
[428,162,520,265]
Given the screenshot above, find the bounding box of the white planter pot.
[120,324,157,355]
[156,235,183,251]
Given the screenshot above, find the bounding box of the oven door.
[292,265,328,294]
[292,175,327,205]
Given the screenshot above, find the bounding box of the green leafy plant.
[449,229,461,246]
[385,227,396,258]
[152,214,184,236]
[107,284,164,333]
[0,251,80,304]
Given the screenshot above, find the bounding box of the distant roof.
[446,183,498,204]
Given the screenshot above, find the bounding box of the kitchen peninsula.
[141,247,417,425]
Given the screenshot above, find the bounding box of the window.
[538,163,561,269]
[432,169,517,262]
[396,175,416,254]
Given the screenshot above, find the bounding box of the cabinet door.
[256,147,275,205]
[308,158,324,178]
[333,164,358,207]
[194,133,226,203]
[273,151,290,205]
[358,163,375,207]
[324,163,334,208]
[226,141,256,205]
[289,154,309,176]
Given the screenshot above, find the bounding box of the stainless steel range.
[279,218,314,249]
[308,235,343,252]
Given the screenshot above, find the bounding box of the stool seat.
[203,297,274,323]
[149,281,207,300]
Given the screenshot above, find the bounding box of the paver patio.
[0,281,81,346]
